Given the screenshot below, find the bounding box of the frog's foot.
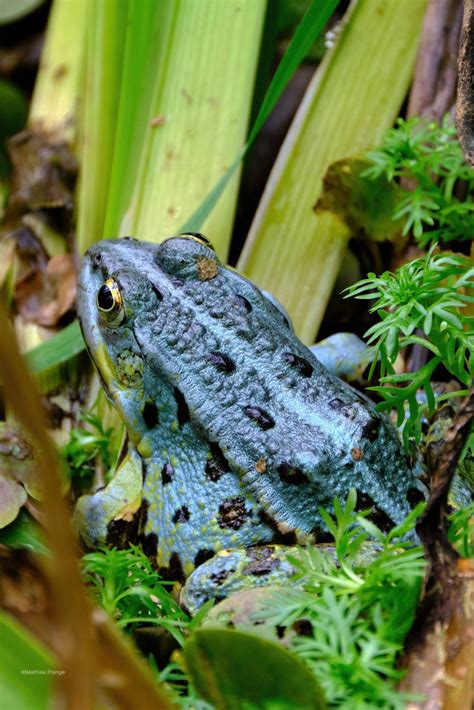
[310,332,372,381]
[180,545,302,615]
[73,447,143,548]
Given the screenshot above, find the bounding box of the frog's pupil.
[98,284,114,311]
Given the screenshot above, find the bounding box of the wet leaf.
[184,627,326,709]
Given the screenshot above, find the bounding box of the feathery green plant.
[363,116,474,246]
[345,247,474,447]
[254,491,426,709]
[82,545,192,643]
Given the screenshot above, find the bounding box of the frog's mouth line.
[77,313,115,403]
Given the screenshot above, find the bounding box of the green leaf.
[0,611,55,710]
[184,627,326,710]
[0,509,49,555]
[25,320,85,374]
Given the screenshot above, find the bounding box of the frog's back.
[131,237,420,533]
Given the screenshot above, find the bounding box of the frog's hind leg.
[180,545,302,615]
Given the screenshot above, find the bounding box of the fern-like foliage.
[82,545,192,643]
[345,246,474,447]
[254,491,426,709]
[363,115,474,246]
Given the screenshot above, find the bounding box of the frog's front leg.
[73,445,143,548]
[180,546,302,615]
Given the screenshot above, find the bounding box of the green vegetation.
[364,116,474,246]
[61,412,115,485]
[447,502,474,558]
[346,247,473,447]
[79,492,426,708]
[1,0,472,707]
[253,492,426,709]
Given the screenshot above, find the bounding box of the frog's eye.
[96,278,125,326]
[178,232,215,251]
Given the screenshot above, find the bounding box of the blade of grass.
[102,1,176,240]
[238,0,427,343]
[25,319,84,374]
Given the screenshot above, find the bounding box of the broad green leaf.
[181,0,339,237]
[0,611,55,710]
[184,627,326,709]
[238,0,427,342]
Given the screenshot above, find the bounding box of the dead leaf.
[15,252,76,326]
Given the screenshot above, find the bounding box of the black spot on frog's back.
[161,461,174,485]
[406,487,425,506]
[174,387,190,427]
[217,497,250,530]
[355,491,394,532]
[106,508,141,548]
[282,352,313,378]
[360,416,381,442]
[207,351,235,373]
[173,506,190,524]
[205,442,231,482]
[242,547,281,576]
[243,406,275,431]
[277,462,310,486]
[235,294,252,312]
[141,532,158,557]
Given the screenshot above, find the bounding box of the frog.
[75,234,424,612]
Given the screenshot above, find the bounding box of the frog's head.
[77,234,221,443]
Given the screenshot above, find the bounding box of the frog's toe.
[310,332,372,381]
[180,546,298,615]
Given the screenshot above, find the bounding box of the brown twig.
[408,0,463,120]
[456,0,474,165]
